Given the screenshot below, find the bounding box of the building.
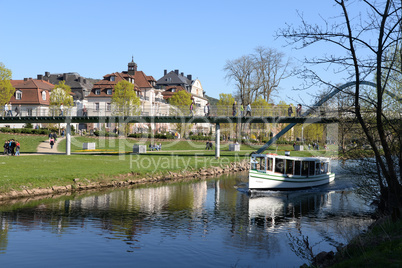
[0,78,54,128]
[157,69,210,133]
[38,72,93,102]
[86,58,166,132]
[156,69,208,115]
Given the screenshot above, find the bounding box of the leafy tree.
[250,97,271,140]
[278,0,402,217]
[0,62,15,107]
[169,90,193,137]
[216,93,236,140]
[111,80,141,116]
[111,80,141,135]
[49,81,73,116]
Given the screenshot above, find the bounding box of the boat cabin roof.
[251,153,331,162]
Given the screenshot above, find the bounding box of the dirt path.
[36,137,66,155]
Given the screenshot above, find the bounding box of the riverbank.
[0,155,249,201]
[308,216,402,267]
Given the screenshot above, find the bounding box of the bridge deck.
[0,115,338,124]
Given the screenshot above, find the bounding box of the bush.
[0,127,51,135]
[189,135,213,141]
[94,130,118,137]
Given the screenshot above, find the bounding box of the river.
[0,164,374,267]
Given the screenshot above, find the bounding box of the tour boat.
[249,153,335,190]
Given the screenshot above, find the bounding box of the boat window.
[302,161,309,176]
[294,161,301,175]
[286,160,293,175]
[324,162,328,173]
[316,163,320,175]
[259,158,266,171]
[309,161,315,176]
[267,158,273,171]
[275,159,284,174]
[321,162,325,173]
[251,158,257,170]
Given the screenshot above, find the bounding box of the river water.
[0,164,374,267]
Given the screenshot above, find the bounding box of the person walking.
[6,103,13,116]
[232,101,237,116]
[288,104,293,116]
[82,106,88,116]
[189,101,194,116]
[296,104,302,117]
[204,103,210,116]
[240,103,244,116]
[3,140,9,155]
[9,139,15,156]
[14,105,21,117]
[246,103,252,116]
[60,103,64,116]
[15,140,20,156]
[50,137,55,149]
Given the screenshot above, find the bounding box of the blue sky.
[1,0,355,105]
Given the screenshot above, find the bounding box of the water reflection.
[0,174,375,267]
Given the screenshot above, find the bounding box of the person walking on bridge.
[246,103,251,116]
[232,101,237,116]
[288,104,293,117]
[204,103,210,116]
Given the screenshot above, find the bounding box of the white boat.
[249,153,335,190]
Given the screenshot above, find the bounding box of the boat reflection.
[248,191,331,230]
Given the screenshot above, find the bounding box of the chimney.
[164,69,167,76]
[84,79,87,84]
[78,77,82,83]
[37,74,43,80]
[45,72,50,77]
[24,78,28,81]
[63,73,67,81]
[187,74,192,81]
[174,69,179,75]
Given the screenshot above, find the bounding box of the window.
[16,90,22,100]
[106,103,111,111]
[286,160,294,175]
[110,76,115,82]
[95,103,99,111]
[107,89,112,95]
[95,89,100,95]
[42,91,46,101]
[275,159,284,174]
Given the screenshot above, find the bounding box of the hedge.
[0,127,50,135]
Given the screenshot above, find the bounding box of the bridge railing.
[1,104,344,118]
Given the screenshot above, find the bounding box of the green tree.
[169,90,193,137]
[217,93,236,140]
[49,81,73,116]
[251,97,271,140]
[0,63,15,108]
[111,80,141,135]
[111,80,141,116]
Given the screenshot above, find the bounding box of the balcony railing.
[1,104,351,118]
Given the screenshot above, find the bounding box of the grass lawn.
[0,133,47,153]
[0,134,339,193]
[0,151,248,193]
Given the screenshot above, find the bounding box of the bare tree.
[253,46,290,102]
[224,47,290,105]
[278,0,402,218]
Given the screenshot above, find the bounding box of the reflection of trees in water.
[0,216,9,254]
[247,190,375,263]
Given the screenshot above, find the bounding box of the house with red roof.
[0,78,54,128]
[86,58,167,132]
